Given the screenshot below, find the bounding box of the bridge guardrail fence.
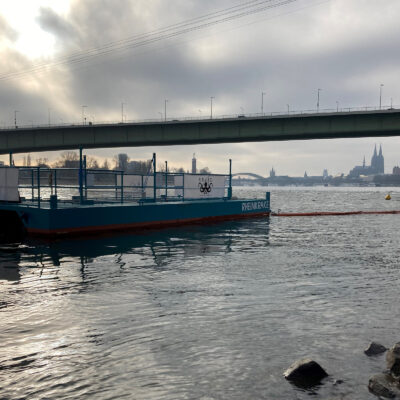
[1,104,398,130]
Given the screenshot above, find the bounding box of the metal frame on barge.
[0,153,270,239]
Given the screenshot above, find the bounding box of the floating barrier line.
[271,210,400,217]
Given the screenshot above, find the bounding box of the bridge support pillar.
[79,147,83,204]
[153,152,156,202]
[228,159,232,199]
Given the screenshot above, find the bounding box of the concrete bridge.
[1,108,400,154]
[232,173,269,186]
[232,172,266,180]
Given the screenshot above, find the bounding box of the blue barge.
[0,154,270,240]
[2,196,270,238]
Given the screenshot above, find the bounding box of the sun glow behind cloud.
[0,0,70,59]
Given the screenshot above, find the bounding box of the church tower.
[191,153,197,174]
[378,145,384,173]
[371,144,378,171]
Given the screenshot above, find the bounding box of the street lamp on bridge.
[380,84,384,110]
[82,105,87,125]
[210,96,215,119]
[261,91,266,114]
[164,99,168,121]
[317,88,322,112]
[14,110,19,129]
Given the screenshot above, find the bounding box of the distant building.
[127,160,151,174]
[128,161,141,172]
[116,153,129,171]
[192,153,197,174]
[323,169,329,179]
[304,171,308,178]
[269,167,276,178]
[349,145,384,177]
[393,166,400,175]
[0,161,4,166]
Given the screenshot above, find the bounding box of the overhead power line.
[0,0,299,82]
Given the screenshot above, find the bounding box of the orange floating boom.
[272,210,400,217]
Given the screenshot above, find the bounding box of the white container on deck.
[0,167,19,202]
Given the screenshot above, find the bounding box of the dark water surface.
[1,187,400,399]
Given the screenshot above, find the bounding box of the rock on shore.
[365,341,387,356]
[369,373,400,399]
[387,343,400,377]
[368,342,400,399]
[284,358,328,388]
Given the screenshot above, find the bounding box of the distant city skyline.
[8,140,399,179]
[1,1,400,175]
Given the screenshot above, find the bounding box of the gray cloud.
[1,0,400,175]
[36,7,77,45]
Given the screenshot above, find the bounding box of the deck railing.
[15,166,231,208]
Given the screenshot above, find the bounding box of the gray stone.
[368,373,400,399]
[365,341,387,356]
[284,358,328,388]
[387,343,400,377]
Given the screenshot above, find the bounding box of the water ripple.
[1,188,400,399]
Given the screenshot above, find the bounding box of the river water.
[1,186,400,399]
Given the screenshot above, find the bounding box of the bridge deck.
[1,109,400,154]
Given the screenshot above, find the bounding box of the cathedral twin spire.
[349,144,384,177]
[371,144,384,174]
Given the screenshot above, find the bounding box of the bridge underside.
[1,110,400,154]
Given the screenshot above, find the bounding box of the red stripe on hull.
[27,211,270,238]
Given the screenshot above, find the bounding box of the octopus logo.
[199,181,213,193]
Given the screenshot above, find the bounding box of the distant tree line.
[20,152,211,174]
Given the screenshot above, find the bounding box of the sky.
[0,0,400,176]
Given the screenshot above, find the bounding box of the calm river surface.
[1,186,400,399]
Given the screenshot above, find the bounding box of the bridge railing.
[1,104,398,130]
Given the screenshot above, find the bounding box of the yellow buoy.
[385,194,391,200]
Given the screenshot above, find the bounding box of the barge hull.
[3,197,270,238]
[27,211,270,237]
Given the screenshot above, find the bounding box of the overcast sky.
[0,0,400,176]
